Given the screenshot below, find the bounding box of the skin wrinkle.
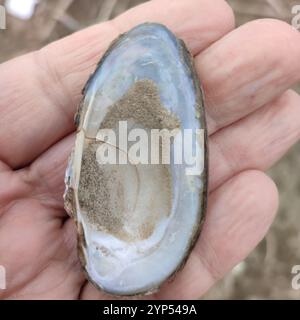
[33,50,74,128]
[195,19,300,135]
[5,247,80,299]
[208,171,278,265]
[209,134,237,192]
[208,90,300,191]
[0,161,11,173]
[194,235,223,282]
[19,164,62,210]
[22,167,66,211]
[0,173,30,210]
[0,222,55,299]
[0,215,74,299]
[15,240,81,299]
[40,21,119,107]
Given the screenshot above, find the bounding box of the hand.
[0,0,299,300]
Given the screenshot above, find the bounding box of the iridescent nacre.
[64,23,208,296]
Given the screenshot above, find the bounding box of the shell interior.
[64,23,207,296]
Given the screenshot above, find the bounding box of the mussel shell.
[64,23,208,296]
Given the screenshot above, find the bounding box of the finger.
[209,90,300,190]
[153,170,278,299]
[115,0,235,55]
[20,133,75,213]
[195,19,300,134]
[0,199,80,299]
[0,0,235,169]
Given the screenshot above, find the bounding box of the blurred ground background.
[0,0,299,299]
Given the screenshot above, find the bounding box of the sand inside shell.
[78,79,181,242]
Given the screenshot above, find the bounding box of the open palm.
[0,0,300,300]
